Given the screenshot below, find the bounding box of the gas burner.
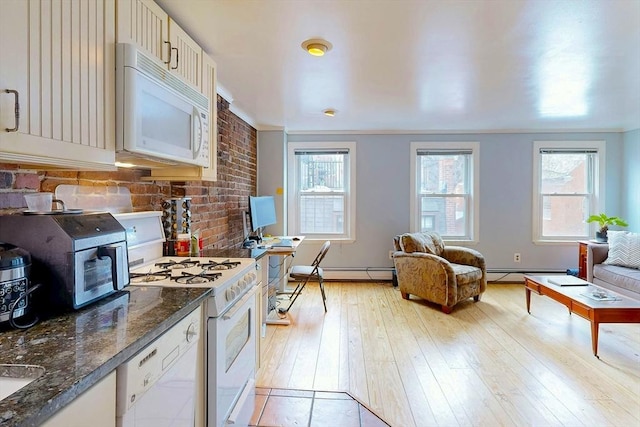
[201,259,241,270]
[129,269,172,283]
[173,270,223,284]
[155,259,199,270]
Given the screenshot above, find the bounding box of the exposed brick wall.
[0,95,257,250]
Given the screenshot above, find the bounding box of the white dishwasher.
[116,306,201,427]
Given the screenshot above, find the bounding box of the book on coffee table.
[547,276,589,286]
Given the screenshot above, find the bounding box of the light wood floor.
[256,282,640,427]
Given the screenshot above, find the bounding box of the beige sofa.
[586,231,640,299]
[392,232,486,313]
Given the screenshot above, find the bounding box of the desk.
[261,236,304,326]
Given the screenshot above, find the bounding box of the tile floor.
[250,387,391,427]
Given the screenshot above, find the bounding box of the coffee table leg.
[526,288,531,313]
[591,321,599,358]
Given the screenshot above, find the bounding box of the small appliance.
[115,42,210,169]
[0,212,129,311]
[0,242,41,328]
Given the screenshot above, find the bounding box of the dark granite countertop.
[0,286,211,427]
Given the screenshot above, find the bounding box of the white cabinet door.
[42,371,116,427]
[116,1,201,90]
[168,18,203,90]
[116,0,169,64]
[0,0,116,170]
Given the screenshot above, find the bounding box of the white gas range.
[115,211,258,427]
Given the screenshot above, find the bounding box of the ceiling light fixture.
[323,109,336,117]
[302,38,332,56]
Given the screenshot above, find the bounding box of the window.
[533,141,605,242]
[287,142,356,240]
[410,142,479,242]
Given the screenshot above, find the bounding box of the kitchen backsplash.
[0,95,257,251]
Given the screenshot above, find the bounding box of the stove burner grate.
[130,269,172,283]
[201,259,241,270]
[155,259,199,269]
[173,270,223,284]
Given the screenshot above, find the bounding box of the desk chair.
[278,241,330,314]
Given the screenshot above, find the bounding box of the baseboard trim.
[321,268,567,283]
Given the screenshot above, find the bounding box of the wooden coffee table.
[524,275,640,358]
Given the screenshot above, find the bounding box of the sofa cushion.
[399,232,445,256]
[593,264,640,296]
[604,231,640,269]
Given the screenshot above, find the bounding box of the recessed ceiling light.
[302,38,332,57]
[323,109,336,117]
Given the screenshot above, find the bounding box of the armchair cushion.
[399,231,445,257]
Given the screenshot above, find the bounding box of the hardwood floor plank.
[256,282,640,427]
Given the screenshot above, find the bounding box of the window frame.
[532,140,606,244]
[410,141,480,244]
[287,141,357,242]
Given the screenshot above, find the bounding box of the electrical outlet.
[514,253,521,263]
[389,250,394,260]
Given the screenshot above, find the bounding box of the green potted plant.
[586,213,628,242]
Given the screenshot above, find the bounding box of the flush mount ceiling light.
[323,109,336,117]
[302,38,332,56]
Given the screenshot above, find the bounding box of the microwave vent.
[136,50,208,111]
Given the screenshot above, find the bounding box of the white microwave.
[115,43,210,168]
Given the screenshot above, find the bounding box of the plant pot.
[595,230,608,242]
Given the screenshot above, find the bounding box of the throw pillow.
[603,231,640,269]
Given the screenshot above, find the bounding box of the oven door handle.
[225,378,255,425]
[98,244,130,290]
[222,285,257,320]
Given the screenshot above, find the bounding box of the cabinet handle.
[171,47,179,70]
[4,89,19,132]
[163,40,172,65]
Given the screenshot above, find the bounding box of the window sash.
[532,140,605,243]
[417,151,471,238]
[419,194,471,238]
[288,142,355,240]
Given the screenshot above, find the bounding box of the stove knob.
[226,288,235,301]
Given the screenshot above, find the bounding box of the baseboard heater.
[321,267,567,282]
[486,268,566,283]
[322,267,394,281]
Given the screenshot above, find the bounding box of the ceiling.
[155,0,640,133]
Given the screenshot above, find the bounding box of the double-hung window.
[532,141,605,242]
[410,142,479,242]
[287,142,356,241]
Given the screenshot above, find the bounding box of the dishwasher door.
[116,307,201,427]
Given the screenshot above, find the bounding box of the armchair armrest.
[586,243,609,282]
[442,246,486,271]
[393,251,457,306]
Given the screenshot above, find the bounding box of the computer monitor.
[248,195,276,241]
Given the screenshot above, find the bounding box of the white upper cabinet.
[168,18,203,91]
[0,0,117,170]
[116,0,202,90]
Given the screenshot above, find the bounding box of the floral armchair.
[392,232,486,313]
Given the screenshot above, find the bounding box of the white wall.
[259,131,625,273]
[622,129,640,232]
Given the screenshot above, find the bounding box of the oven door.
[208,285,257,427]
